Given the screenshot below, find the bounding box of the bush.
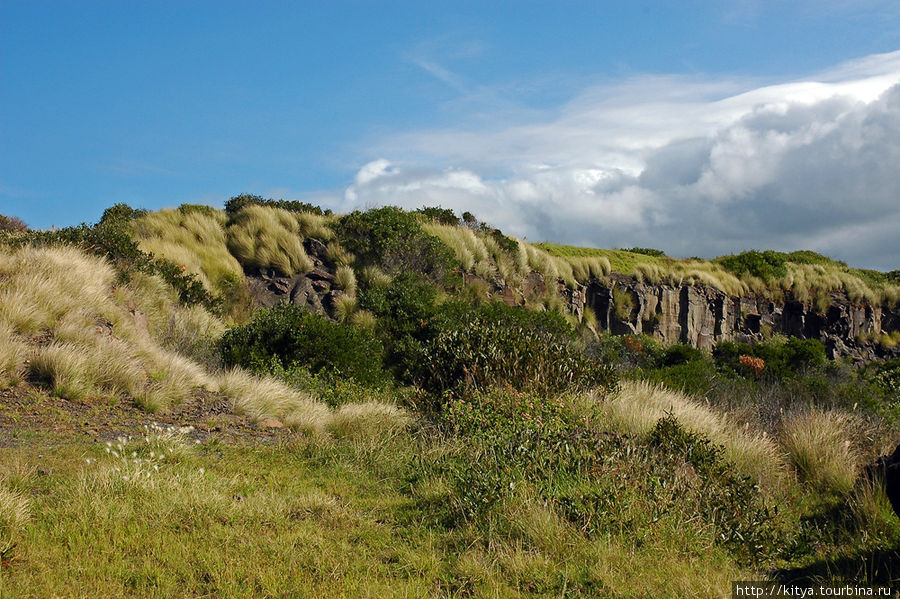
[626,247,665,257]
[219,303,388,387]
[412,301,616,399]
[415,206,458,225]
[718,250,788,281]
[0,213,28,232]
[714,337,826,382]
[224,193,326,217]
[337,207,460,285]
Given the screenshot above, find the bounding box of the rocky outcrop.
[867,445,900,520]
[569,274,899,362]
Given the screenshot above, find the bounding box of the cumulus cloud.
[342,51,900,270]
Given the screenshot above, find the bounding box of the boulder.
[868,444,900,520]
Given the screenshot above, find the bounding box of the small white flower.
[131,451,137,458]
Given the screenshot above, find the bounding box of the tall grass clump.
[780,409,861,495]
[601,380,786,488]
[0,245,217,409]
[217,368,331,434]
[131,206,242,292]
[0,325,27,387]
[225,205,313,275]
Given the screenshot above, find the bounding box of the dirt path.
[0,384,293,448]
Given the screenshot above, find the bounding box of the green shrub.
[718,250,788,281]
[626,247,666,257]
[219,303,388,387]
[224,193,327,217]
[337,206,460,285]
[412,301,616,399]
[414,206,458,225]
[713,337,826,381]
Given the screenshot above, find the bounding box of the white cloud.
[344,51,900,270]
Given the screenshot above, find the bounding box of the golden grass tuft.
[334,265,357,296]
[780,409,861,495]
[325,241,354,267]
[218,368,331,435]
[332,294,358,323]
[0,324,27,387]
[132,208,242,292]
[350,309,377,331]
[0,483,31,553]
[225,205,313,275]
[295,212,335,240]
[327,401,410,440]
[601,380,786,488]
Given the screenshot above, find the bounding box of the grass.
[600,380,787,489]
[131,208,243,292]
[225,205,314,276]
[780,409,862,496]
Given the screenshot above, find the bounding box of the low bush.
[713,336,826,382]
[412,301,616,400]
[224,193,327,217]
[219,303,388,387]
[337,206,460,285]
[718,250,788,281]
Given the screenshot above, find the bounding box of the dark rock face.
[575,276,899,362]
[868,445,900,520]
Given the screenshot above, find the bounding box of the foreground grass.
[1,422,756,599]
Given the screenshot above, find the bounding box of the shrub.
[412,301,616,399]
[0,213,28,232]
[714,337,825,382]
[219,303,388,387]
[415,206,458,225]
[224,193,326,217]
[337,207,460,285]
[626,247,665,257]
[718,250,788,281]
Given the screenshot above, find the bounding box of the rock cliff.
[569,273,899,362]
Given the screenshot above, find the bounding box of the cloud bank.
[342,51,900,270]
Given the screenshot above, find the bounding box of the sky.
[2,1,900,270]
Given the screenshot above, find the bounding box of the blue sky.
[2,1,900,268]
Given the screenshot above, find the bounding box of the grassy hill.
[1,198,899,597]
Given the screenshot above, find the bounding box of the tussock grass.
[334,265,357,296]
[601,380,787,488]
[0,246,216,409]
[780,409,861,495]
[0,483,30,554]
[295,211,335,241]
[29,341,145,401]
[0,324,27,387]
[359,264,392,289]
[218,368,332,435]
[350,309,377,331]
[325,241,354,266]
[332,294,358,322]
[225,205,313,275]
[131,208,242,291]
[327,401,409,440]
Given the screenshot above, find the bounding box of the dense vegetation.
[1,199,899,597]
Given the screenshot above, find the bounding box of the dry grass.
[217,368,332,435]
[0,324,27,387]
[131,208,242,292]
[350,309,377,331]
[0,483,30,554]
[0,246,216,410]
[327,401,410,440]
[600,380,787,488]
[225,205,313,276]
[780,409,862,495]
[334,265,357,296]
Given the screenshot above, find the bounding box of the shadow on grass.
[773,542,900,586]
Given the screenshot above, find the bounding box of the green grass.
[536,242,668,274]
